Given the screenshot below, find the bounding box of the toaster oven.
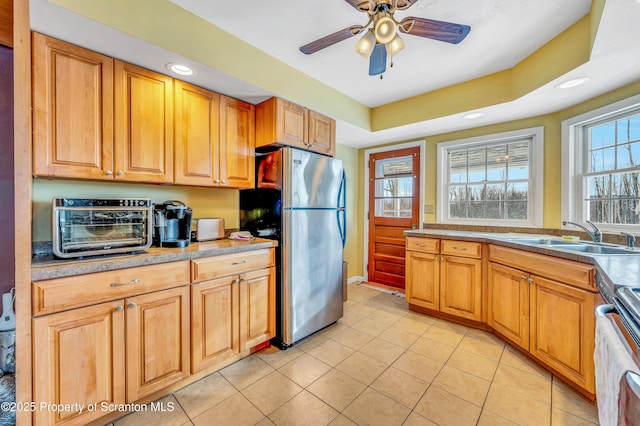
[52,198,153,258]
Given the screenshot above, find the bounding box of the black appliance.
[153,201,193,248]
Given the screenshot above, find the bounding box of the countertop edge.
[31,239,278,281]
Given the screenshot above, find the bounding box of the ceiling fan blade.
[369,43,387,76]
[343,0,374,12]
[399,17,471,44]
[396,0,419,10]
[300,26,362,55]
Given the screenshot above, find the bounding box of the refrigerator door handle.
[337,209,346,248]
[337,171,346,210]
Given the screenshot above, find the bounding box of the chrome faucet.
[562,220,603,243]
[621,231,637,250]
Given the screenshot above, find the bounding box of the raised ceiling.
[30,0,640,147]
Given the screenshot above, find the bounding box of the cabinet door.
[488,262,529,350]
[219,96,255,188]
[32,33,114,180]
[440,256,482,321]
[530,275,596,393]
[405,251,439,310]
[256,97,307,148]
[239,267,275,350]
[174,80,219,186]
[114,60,174,183]
[126,286,190,402]
[191,276,239,373]
[33,300,125,426]
[307,110,335,156]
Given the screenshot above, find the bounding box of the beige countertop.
[31,238,278,281]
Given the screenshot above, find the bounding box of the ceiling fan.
[299,0,471,78]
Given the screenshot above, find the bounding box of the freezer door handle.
[337,209,346,248]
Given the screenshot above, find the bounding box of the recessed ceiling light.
[166,63,194,76]
[463,112,484,119]
[556,77,590,89]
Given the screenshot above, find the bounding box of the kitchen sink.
[509,238,581,246]
[555,244,639,255]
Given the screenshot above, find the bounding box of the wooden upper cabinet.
[256,97,336,156]
[307,110,336,156]
[0,0,12,47]
[256,97,306,149]
[174,81,220,186]
[114,60,174,183]
[32,33,115,180]
[219,95,255,188]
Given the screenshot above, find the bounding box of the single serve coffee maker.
[153,200,192,248]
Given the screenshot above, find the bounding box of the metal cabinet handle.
[440,256,444,262]
[111,278,140,287]
[416,243,427,247]
[214,179,220,184]
[221,180,227,184]
[116,170,124,177]
[231,260,248,265]
[105,170,113,176]
[115,305,124,312]
[240,277,247,282]
[452,246,468,251]
[528,278,534,284]
[521,276,527,281]
[434,255,439,261]
[128,302,137,309]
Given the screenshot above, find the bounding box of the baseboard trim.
[347,276,365,284]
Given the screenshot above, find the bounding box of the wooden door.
[191,276,239,373]
[0,0,11,47]
[239,267,276,350]
[33,300,125,426]
[126,286,190,402]
[530,275,596,393]
[32,33,114,180]
[487,262,530,350]
[219,95,255,188]
[405,250,439,310]
[174,80,219,186]
[440,256,482,321]
[368,146,421,288]
[307,110,335,156]
[114,60,174,183]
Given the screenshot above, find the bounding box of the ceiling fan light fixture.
[374,16,397,44]
[385,34,405,57]
[355,29,376,58]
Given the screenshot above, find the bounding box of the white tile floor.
[110,283,600,426]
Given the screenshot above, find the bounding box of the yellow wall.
[352,79,640,275]
[32,179,239,242]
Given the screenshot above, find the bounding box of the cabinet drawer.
[191,249,274,282]
[33,261,191,316]
[406,237,440,254]
[441,240,482,259]
[489,245,595,291]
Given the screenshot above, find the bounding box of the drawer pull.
[416,243,427,247]
[452,246,468,251]
[111,278,141,287]
[231,260,248,265]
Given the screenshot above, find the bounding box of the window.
[437,127,544,227]
[373,156,414,218]
[562,94,640,231]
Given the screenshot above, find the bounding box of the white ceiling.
[171,0,591,108]
[30,0,640,148]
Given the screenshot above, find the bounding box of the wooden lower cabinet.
[191,266,275,373]
[191,275,239,372]
[488,262,530,350]
[33,300,125,426]
[240,267,276,350]
[405,250,439,310]
[530,275,596,393]
[440,256,482,321]
[125,286,190,402]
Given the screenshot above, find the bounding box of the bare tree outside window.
[586,114,640,225]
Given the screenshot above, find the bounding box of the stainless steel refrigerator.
[240,147,346,348]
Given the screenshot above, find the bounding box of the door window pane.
[373,155,414,218]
